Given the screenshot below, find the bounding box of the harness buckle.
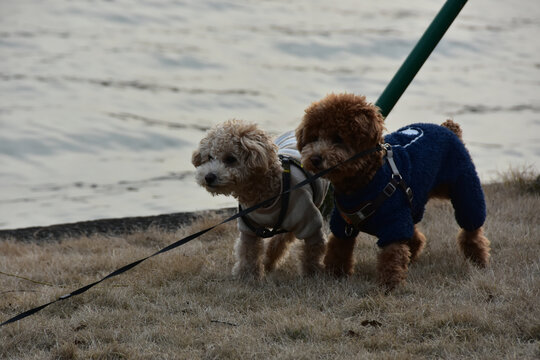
[256,228,274,238]
[405,187,413,200]
[405,187,413,202]
[383,182,397,197]
[256,227,290,238]
[345,224,355,237]
[361,205,372,222]
[340,202,374,226]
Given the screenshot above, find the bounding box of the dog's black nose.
[205,173,217,185]
[310,155,322,168]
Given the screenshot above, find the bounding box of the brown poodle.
[192,119,329,279]
[296,93,490,289]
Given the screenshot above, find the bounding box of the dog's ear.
[365,110,385,144]
[240,133,276,170]
[295,123,306,151]
[349,103,386,146]
[191,149,202,167]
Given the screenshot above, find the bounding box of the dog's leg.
[457,227,490,267]
[324,234,356,276]
[232,232,265,279]
[264,232,295,273]
[445,171,490,266]
[377,242,411,290]
[408,226,426,263]
[300,229,326,276]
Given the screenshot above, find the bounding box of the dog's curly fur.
[192,119,326,279]
[296,93,490,289]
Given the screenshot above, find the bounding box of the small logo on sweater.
[391,127,424,148]
[399,128,420,136]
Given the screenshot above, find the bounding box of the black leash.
[0,144,382,328]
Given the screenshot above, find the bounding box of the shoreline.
[0,208,236,241]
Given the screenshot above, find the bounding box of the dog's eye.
[224,155,237,165]
[333,135,343,144]
[208,155,214,161]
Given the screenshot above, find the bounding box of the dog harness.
[238,130,327,239]
[336,143,413,236]
[239,155,317,238]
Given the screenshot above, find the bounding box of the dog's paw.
[408,229,426,263]
[457,228,490,268]
[302,262,324,277]
[263,260,277,274]
[324,262,354,277]
[377,243,410,290]
[232,262,264,280]
[379,277,404,293]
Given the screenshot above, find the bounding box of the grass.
[1,176,539,359]
[499,165,540,195]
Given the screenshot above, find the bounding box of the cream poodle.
[192,119,329,279]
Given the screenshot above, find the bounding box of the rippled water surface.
[1,0,539,229]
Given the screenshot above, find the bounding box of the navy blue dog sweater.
[330,123,486,248]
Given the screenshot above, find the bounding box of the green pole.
[375,0,468,118]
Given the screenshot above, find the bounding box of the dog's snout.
[205,173,217,185]
[310,155,323,168]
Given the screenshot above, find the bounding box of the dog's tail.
[441,119,462,140]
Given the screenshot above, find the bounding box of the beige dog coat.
[238,131,329,240]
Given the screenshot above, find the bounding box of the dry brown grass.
[499,164,540,195]
[1,179,539,359]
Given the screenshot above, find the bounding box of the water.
[1,0,539,229]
